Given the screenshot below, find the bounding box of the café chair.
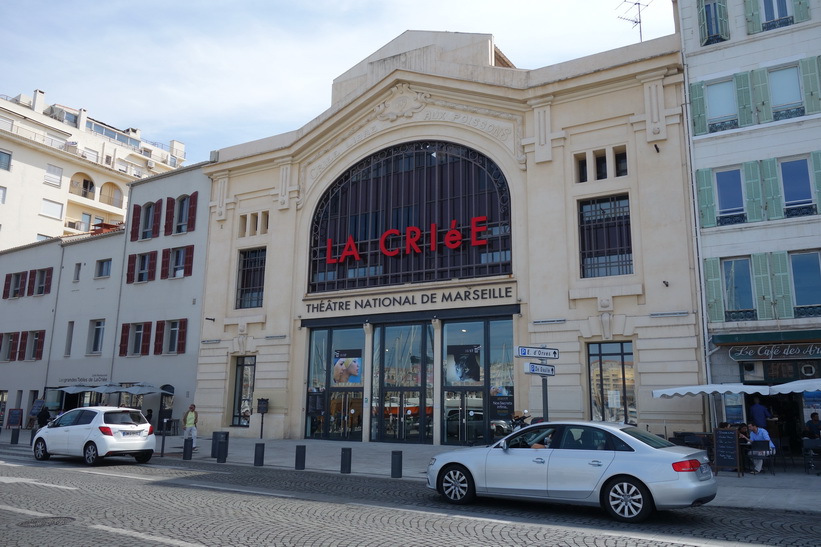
[802,438,821,475]
[749,440,776,475]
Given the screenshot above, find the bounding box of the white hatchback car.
[427,421,717,523]
[33,406,155,465]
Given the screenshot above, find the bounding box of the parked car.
[33,406,155,465]
[445,409,510,440]
[426,420,716,523]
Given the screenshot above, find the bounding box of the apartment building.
[0,89,185,251]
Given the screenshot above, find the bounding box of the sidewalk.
[2,427,819,513]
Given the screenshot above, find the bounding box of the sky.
[0,1,675,165]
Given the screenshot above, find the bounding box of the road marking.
[90,525,205,547]
[0,460,24,467]
[0,504,54,517]
[188,483,295,497]
[73,469,159,481]
[0,477,77,490]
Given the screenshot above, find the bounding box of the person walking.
[36,405,51,431]
[182,404,199,451]
[749,397,772,428]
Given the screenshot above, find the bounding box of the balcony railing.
[725,309,757,322]
[99,193,124,208]
[795,305,821,318]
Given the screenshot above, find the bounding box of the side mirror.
[501,439,509,451]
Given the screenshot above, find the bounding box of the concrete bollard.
[182,437,193,460]
[254,443,265,467]
[217,439,228,463]
[30,428,38,446]
[295,445,306,470]
[10,429,20,445]
[341,447,352,474]
[391,450,403,478]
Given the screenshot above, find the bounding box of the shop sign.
[728,343,821,361]
[325,216,489,263]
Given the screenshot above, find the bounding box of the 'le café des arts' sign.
[729,343,821,361]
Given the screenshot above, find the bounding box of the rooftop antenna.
[617,0,653,42]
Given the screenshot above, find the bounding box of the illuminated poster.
[333,349,362,385]
[446,344,482,385]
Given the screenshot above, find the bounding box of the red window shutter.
[177,318,187,354]
[17,331,28,360]
[141,322,152,355]
[154,321,165,355]
[148,251,158,281]
[9,332,19,361]
[152,199,162,238]
[126,254,136,284]
[44,268,53,294]
[164,197,175,236]
[34,330,45,360]
[187,191,198,232]
[160,249,171,280]
[27,270,37,296]
[130,204,142,241]
[184,245,194,277]
[3,273,12,299]
[119,324,130,356]
[19,271,28,297]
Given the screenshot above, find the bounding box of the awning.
[54,383,173,395]
[652,383,770,398]
[769,379,821,394]
[122,384,174,395]
[56,385,94,394]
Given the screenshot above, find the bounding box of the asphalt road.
[0,451,818,546]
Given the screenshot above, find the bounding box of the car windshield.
[620,426,675,448]
[104,410,145,425]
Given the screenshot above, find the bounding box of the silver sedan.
[426,421,716,523]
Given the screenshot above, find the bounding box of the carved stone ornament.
[375,83,429,122]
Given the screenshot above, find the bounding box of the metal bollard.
[182,437,193,460]
[295,445,306,470]
[10,429,20,445]
[341,447,352,474]
[30,428,38,446]
[217,439,228,463]
[254,443,265,467]
[391,450,403,478]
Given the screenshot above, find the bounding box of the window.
[44,164,63,186]
[791,251,821,315]
[722,258,756,320]
[0,186,6,204]
[64,321,74,357]
[40,199,63,219]
[6,272,23,298]
[588,342,635,423]
[232,356,256,427]
[131,324,145,355]
[89,320,105,354]
[705,80,738,132]
[137,253,152,282]
[1,332,17,360]
[161,245,194,279]
[0,150,10,171]
[769,66,804,120]
[699,0,729,45]
[20,330,45,361]
[780,158,814,215]
[154,319,187,355]
[236,248,266,309]
[747,0,810,33]
[579,195,633,278]
[95,259,112,278]
[715,169,745,221]
[614,148,628,177]
[126,251,157,283]
[73,263,81,282]
[32,269,49,295]
[141,202,154,239]
[119,322,151,356]
[762,0,793,28]
[176,196,189,233]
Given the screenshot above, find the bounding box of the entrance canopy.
[652,383,770,398]
[769,379,821,394]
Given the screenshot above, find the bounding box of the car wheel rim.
[34,441,44,458]
[608,481,644,519]
[443,469,468,501]
[85,445,97,463]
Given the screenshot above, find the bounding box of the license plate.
[122,431,140,437]
[698,463,712,478]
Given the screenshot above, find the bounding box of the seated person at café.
[805,412,821,439]
[747,422,775,474]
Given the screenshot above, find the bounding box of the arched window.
[141,202,155,239]
[308,141,511,293]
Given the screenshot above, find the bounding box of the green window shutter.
[751,253,774,320]
[770,252,794,319]
[696,169,717,228]
[690,82,707,135]
[697,0,708,45]
[718,0,730,40]
[751,69,772,124]
[704,258,725,323]
[799,56,821,115]
[811,151,821,207]
[793,0,810,23]
[744,0,761,34]
[760,158,783,220]
[743,161,764,222]
[735,72,754,127]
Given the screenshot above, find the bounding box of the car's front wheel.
[83,442,101,466]
[33,439,50,461]
[134,451,152,464]
[602,476,653,523]
[438,464,476,505]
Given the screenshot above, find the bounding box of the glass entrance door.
[383,389,429,442]
[327,390,363,441]
[444,390,486,445]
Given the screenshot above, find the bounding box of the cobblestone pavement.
[0,451,819,546]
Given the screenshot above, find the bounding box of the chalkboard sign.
[6,408,23,429]
[30,399,45,417]
[713,427,741,476]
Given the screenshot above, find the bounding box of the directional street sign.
[524,362,556,376]
[515,346,559,359]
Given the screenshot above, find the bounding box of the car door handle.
[588,460,603,467]
[532,458,546,464]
